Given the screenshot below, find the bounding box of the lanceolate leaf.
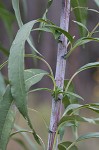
[24,69,48,91]
[0,85,16,150]
[8,20,41,145]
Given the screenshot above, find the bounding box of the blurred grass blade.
[12,0,40,55]
[71,0,88,37]
[24,69,48,91]
[76,132,99,142]
[13,138,29,150]
[0,43,9,56]
[0,72,6,99]
[14,124,37,150]
[0,85,16,150]
[94,0,99,7]
[0,4,15,40]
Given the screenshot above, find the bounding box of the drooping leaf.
[58,141,78,150]
[71,0,88,37]
[8,20,41,145]
[0,85,16,150]
[0,72,6,99]
[24,69,48,91]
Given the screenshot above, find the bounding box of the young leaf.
[0,85,16,150]
[58,141,78,150]
[24,69,48,91]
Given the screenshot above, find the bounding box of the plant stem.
[47,0,71,149]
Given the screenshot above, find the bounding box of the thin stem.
[47,0,71,149]
[89,22,99,37]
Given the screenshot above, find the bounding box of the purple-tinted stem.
[47,0,71,150]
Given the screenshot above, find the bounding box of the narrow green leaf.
[73,20,89,34]
[66,91,84,101]
[8,20,41,145]
[0,85,16,150]
[76,132,99,142]
[65,62,99,92]
[12,0,40,55]
[66,37,99,58]
[29,88,52,93]
[71,0,88,37]
[63,103,99,116]
[58,115,99,127]
[58,141,78,150]
[44,24,74,43]
[24,69,48,91]
[78,62,99,72]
